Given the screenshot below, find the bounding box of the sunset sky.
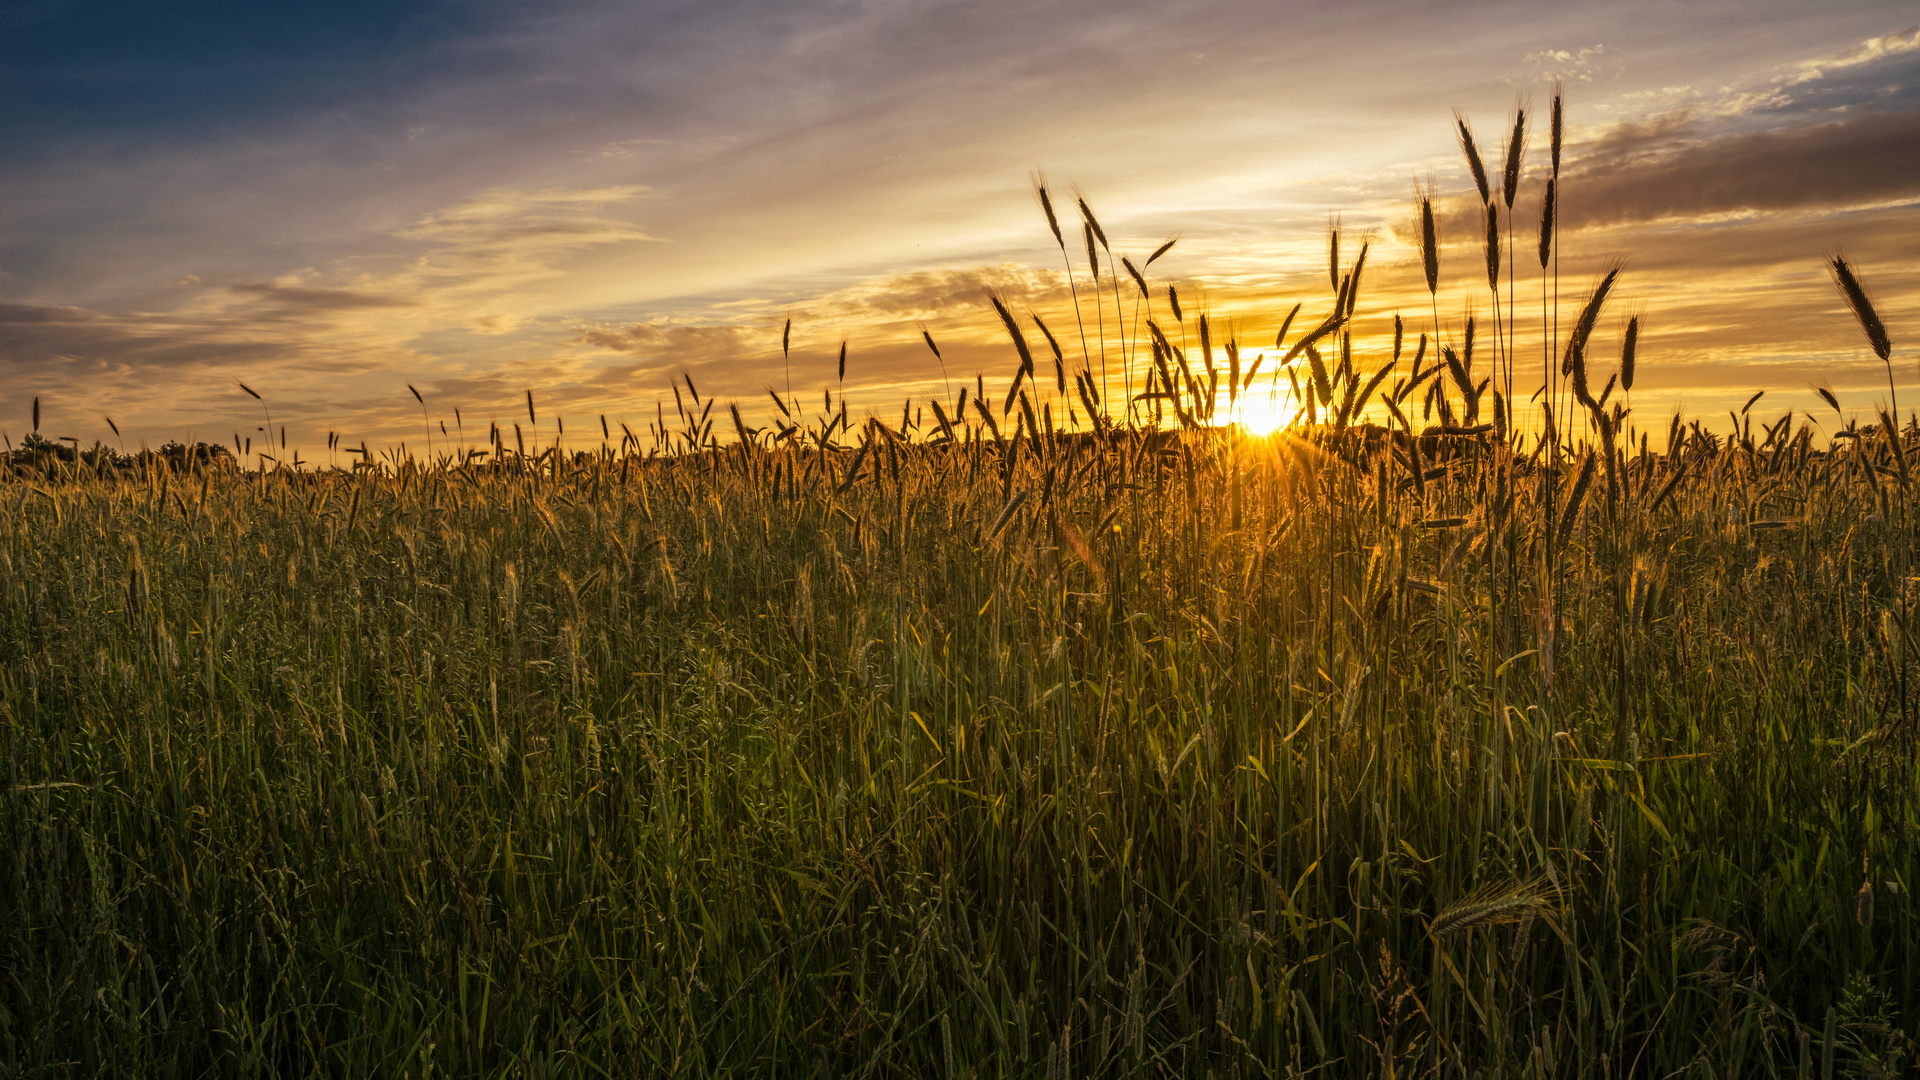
[3,0,1917,457]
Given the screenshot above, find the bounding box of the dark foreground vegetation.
[3,385,1915,1077]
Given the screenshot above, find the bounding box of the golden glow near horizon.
[1,7,1917,457]
[1230,393,1306,437]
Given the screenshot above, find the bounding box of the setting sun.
[1227,391,1304,435]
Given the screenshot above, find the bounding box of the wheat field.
[1,99,1914,1078]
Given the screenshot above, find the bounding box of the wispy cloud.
[1790,24,1920,84]
[225,283,417,312]
[1522,44,1619,85]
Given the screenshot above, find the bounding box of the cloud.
[1522,44,1619,85]
[1790,24,1920,85]
[806,265,1067,321]
[1565,109,1920,227]
[568,265,1069,379]
[0,180,683,451]
[572,319,758,359]
[0,302,296,372]
[393,185,663,293]
[584,135,739,160]
[1688,23,1920,120]
[227,283,416,312]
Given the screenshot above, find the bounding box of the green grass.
[1,398,1914,1076]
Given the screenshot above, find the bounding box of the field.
[4,370,1916,1077]
[3,121,1916,1077]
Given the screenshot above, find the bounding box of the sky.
[2,0,1917,458]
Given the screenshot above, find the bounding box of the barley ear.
[1274,303,1301,351]
[1557,451,1597,542]
[1829,255,1892,362]
[1485,204,1500,289]
[1420,191,1440,296]
[1455,111,1491,205]
[1076,193,1109,250]
[1537,178,1556,270]
[1031,312,1067,393]
[1563,267,1621,411]
[1430,879,1559,937]
[1032,172,1063,250]
[989,293,1036,376]
[1621,316,1639,392]
[1501,102,1527,210]
[1327,214,1341,294]
[1346,242,1368,320]
[1550,84,1563,177]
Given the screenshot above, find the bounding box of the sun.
[1225,394,1303,435]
